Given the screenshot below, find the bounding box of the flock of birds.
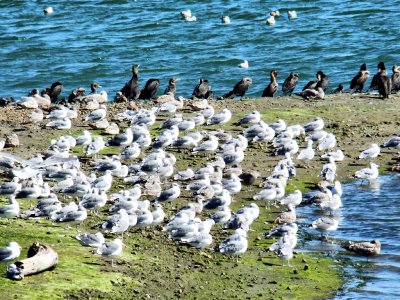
[0,61,395,276]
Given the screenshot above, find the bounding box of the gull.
[234,110,261,126]
[120,142,141,160]
[0,242,21,266]
[16,96,38,109]
[91,170,113,191]
[275,204,297,225]
[172,135,197,149]
[219,228,248,255]
[306,130,328,142]
[0,178,22,195]
[55,205,87,224]
[297,140,315,163]
[135,208,154,229]
[209,206,231,225]
[85,105,107,122]
[304,117,324,132]
[354,162,379,181]
[269,233,297,252]
[151,203,165,225]
[155,183,181,203]
[277,243,294,266]
[311,217,339,237]
[0,195,19,219]
[46,117,71,130]
[192,135,218,154]
[85,136,105,156]
[275,139,299,156]
[321,149,344,162]
[266,15,276,25]
[221,15,231,24]
[287,10,297,19]
[238,60,249,68]
[358,143,380,160]
[178,118,196,132]
[318,133,336,150]
[280,190,302,207]
[96,238,123,266]
[75,232,105,247]
[30,108,44,124]
[225,203,259,231]
[266,223,298,238]
[160,114,183,129]
[207,109,232,125]
[101,209,130,234]
[320,157,337,182]
[222,173,242,194]
[342,240,381,258]
[200,104,215,119]
[181,231,213,249]
[79,189,108,212]
[383,136,400,148]
[106,128,133,147]
[319,194,342,214]
[269,119,286,134]
[203,189,231,209]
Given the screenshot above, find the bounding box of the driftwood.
[7,242,58,280]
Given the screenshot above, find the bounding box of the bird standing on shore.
[221,77,252,100]
[192,79,213,99]
[262,70,278,97]
[350,63,370,93]
[282,72,299,96]
[138,79,160,100]
[121,64,140,100]
[0,242,21,266]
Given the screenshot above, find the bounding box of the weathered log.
[6,242,58,280]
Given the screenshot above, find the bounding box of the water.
[298,174,400,299]
[1,0,399,99]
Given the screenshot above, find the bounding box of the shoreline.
[0,93,399,298]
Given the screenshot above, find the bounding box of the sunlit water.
[1,0,400,297]
[1,0,400,98]
[298,174,400,299]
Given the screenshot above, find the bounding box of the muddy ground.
[0,93,399,299]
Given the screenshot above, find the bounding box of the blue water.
[1,0,399,99]
[298,174,400,299]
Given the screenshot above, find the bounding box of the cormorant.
[262,70,278,97]
[377,71,392,99]
[164,78,180,97]
[302,71,328,91]
[369,62,386,91]
[221,77,252,100]
[90,82,102,94]
[296,87,325,100]
[282,72,299,96]
[48,81,64,103]
[333,83,344,94]
[350,63,370,93]
[192,79,213,99]
[139,79,160,100]
[121,64,140,100]
[315,71,329,91]
[68,87,86,103]
[391,65,400,93]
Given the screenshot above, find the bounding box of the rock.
[89,118,109,130]
[102,122,120,135]
[5,134,19,147]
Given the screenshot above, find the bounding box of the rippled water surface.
[298,174,400,299]
[1,0,400,98]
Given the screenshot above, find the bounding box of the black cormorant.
[90,82,102,94]
[262,70,278,97]
[121,64,140,100]
[391,65,400,93]
[369,62,386,91]
[221,77,252,100]
[164,78,180,97]
[192,78,213,99]
[315,71,329,91]
[139,79,160,100]
[282,72,299,96]
[350,63,370,92]
[377,72,392,99]
[48,81,64,103]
